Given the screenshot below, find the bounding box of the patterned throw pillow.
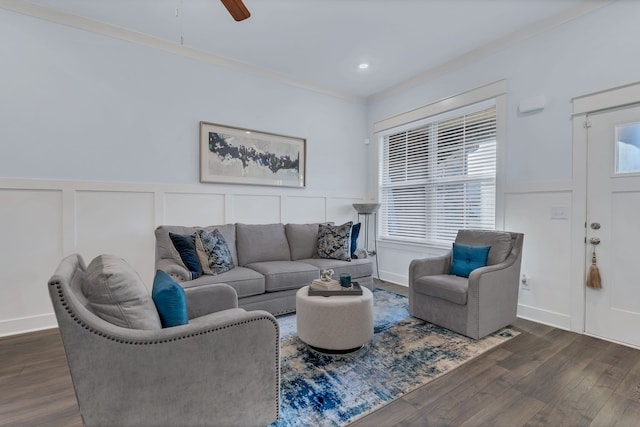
[317,222,353,261]
[195,228,235,275]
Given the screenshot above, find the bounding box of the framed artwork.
[199,122,306,188]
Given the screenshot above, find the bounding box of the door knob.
[590,237,600,245]
[590,222,601,230]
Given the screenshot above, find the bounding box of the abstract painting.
[200,122,306,187]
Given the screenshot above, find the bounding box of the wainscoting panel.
[231,194,281,224]
[377,241,448,286]
[504,190,573,329]
[164,192,226,226]
[75,190,156,288]
[0,189,63,335]
[0,178,368,336]
[282,196,326,224]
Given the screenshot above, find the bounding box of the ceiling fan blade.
[221,0,251,21]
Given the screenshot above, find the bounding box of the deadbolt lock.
[590,222,601,230]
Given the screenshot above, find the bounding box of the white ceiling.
[22,0,609,99]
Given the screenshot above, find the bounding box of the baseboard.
[517,304,571,331]
[0,313,57,338]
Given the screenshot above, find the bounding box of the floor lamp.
[352,203,382,281]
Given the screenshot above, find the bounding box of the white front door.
[585,104,640,348]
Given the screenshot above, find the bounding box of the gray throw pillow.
[195,229,235,275]
[317,222,353,261]
[82,254,162,330]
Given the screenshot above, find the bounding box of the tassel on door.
[587,245,602,289]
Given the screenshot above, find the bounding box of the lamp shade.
[352,203,380,215]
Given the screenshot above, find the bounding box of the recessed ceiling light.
[358,63,370,70]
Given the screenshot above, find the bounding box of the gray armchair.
[48,254,280,427]
[409,230,524,339]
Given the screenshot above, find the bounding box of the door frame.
[570,81,640,335]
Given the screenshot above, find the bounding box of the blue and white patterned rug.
[270,289,518,427]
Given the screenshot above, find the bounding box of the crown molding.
[0,0,365,104]
[367,0,617,103]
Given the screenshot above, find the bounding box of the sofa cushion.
[246,261,319,292]
[169,232,203,279]
[455,230,512,266]
[155,224,238,267]
[236,223,291,266]
[300,257,373,279]
[317,222,353,261]
[285,223,321,261]
[152,270,188,328]
[179,266,265,298]
[450,243,490,278]
[82,255,162,330]
[195,229,235,275]
[413,274,469,305]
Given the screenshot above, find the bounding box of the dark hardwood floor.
[1,281,639,426]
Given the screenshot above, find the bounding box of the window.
[615,122,640,174]
[379,100,497,246]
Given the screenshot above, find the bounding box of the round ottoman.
[296,285,374,353]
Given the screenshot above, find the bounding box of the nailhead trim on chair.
[50,280,281,419]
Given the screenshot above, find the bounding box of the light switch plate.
[551,206,569,220]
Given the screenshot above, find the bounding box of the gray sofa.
[48,254,280,427]
[155,222,374,316]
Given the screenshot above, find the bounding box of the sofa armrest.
[184,283,239,319]
[156,258,191,282]
[467,249,521,292]
[409,252,452,286]
[466,251,522,336]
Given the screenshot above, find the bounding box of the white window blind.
[379,102,497,246]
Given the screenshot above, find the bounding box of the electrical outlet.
[520,274,530,290]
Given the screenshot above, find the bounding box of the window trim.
[373,81,507,248]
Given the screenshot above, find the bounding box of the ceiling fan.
[221,0,251,21]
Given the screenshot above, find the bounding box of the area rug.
[270,289,518,427]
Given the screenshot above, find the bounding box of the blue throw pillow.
[169,232,203,279]
[350,222,361,258]
[450,243,491,278]
[152,270,188,328]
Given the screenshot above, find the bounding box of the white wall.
[0,7,369,336]
[0,8,369,190]
[367,0,640,331]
